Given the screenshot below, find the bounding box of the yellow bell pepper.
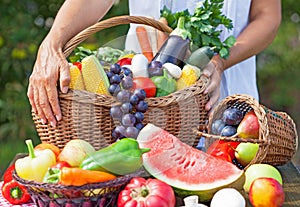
[15,139,56,182]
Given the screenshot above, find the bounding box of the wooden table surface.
[273,162,300,207]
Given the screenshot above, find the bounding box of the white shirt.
[125,0,259,101]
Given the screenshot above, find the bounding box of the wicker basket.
[32,15,209,150]
[13,170,138,207]
[197,94,298,167]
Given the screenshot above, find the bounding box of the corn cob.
[176,64,201,91]
[69,64,85,90]
[81,55,110,95]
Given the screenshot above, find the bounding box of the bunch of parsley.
[161,0,236,59]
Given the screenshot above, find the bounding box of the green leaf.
[201,34,211,46]
[219,47,230,59]
[200,12,212,20]
[224,36,236,47]
[160,0,235,57]
[199,24,214,33]
[190,16,201,23]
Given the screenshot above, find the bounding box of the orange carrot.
[60,167,116,186]
[136,26,153,62]
[157,17,169,50]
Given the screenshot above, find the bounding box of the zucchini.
[187,46,214,69]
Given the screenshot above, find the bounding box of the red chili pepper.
[1,180,31,205]
[73,62,82,71]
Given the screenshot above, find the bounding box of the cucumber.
[187,46,214,69]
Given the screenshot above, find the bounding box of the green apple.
[234,142,259,167]
[243,164,283,192]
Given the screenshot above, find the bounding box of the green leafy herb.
[161,0,236,59]
[68,46,96,63]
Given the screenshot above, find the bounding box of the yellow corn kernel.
[69,65,85,90]
[81,55,110,95]
[176,64,201,91]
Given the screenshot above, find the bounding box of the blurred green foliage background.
[0,0,299,175]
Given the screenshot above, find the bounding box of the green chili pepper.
[80,138,150,175]
[151,69,177,97]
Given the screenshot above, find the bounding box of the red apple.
[249,177,285,207]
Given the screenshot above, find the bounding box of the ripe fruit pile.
[245,164,285,207]
[208,104,260,169]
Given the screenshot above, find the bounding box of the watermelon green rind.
[137,123,245,202]
[173,173,245,202]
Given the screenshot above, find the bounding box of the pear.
[235,143,259,166]
[236,110,259,139]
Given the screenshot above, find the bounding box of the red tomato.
[117,58,132,66]
[51,161,71,169]
[132,77,156,98]
[117,177,175,207]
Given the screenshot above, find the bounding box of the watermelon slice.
[137,123,245,202]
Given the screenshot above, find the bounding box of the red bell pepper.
[3,164,15,183]
[1,164,31,205]
[2,180,31,205]
[117,177,175,207]
[207,140,240,162]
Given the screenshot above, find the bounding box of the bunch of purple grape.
[107,63,148,139]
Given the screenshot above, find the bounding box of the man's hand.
[202,55,225,113]
[27,41,70,127]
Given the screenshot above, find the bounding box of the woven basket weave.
[32,15,209,150]
[197,94,298,167]
[13,170,137,207]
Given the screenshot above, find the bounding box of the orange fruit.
[35,143,60,160]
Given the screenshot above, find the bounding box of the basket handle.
[63,15,173,57]
[196,130,268,145]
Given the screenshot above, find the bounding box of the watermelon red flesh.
[137,124,244,191]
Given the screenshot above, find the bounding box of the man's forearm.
[45,0,115,48]
[222,0,281,70]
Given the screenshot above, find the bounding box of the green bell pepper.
[151,69,177,97]
[80,138,150,175]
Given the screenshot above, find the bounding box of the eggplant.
[151,17,191,68]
